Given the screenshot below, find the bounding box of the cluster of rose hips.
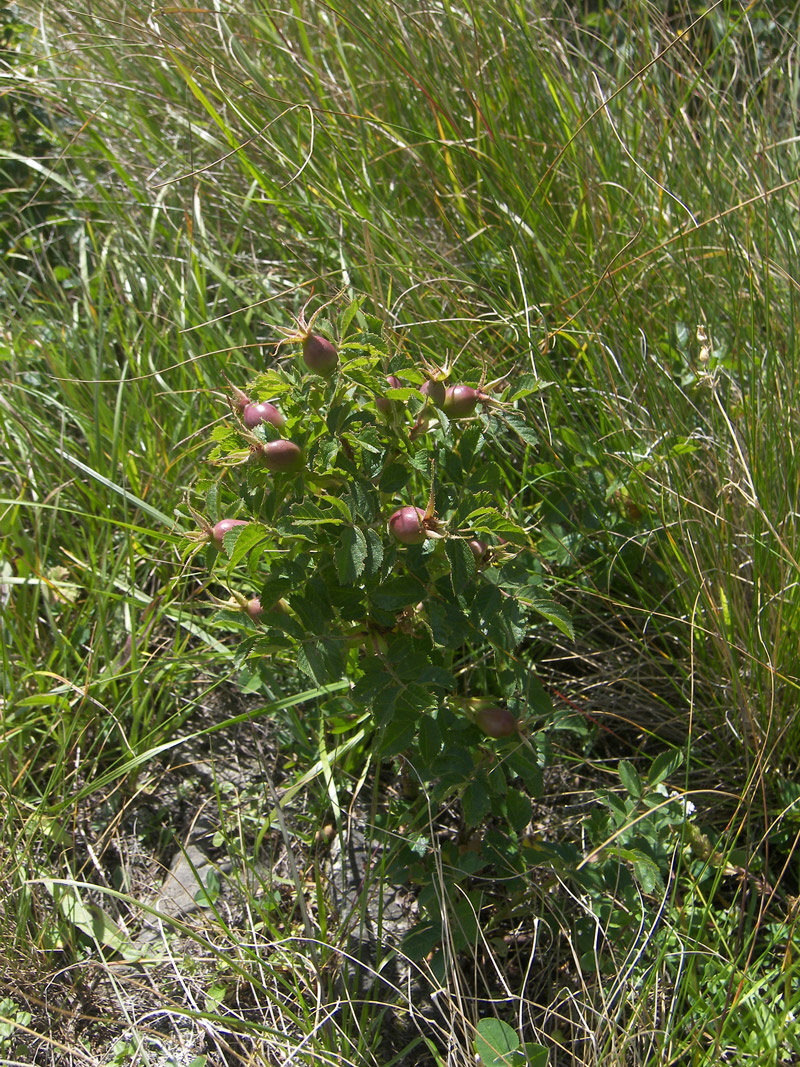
[187,302,519,739]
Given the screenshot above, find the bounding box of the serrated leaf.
[371,575,426,611]
[319,494,353,522]
[506,749,544,797]
[226,522,267,567]
[385,387,419,402]
[462,780,491,827]
[458,422,484,470]
[519,590,574,639]
[347,479,379,522]
[216,522,250,560]
[290,502,346,527]
[362,528,384,578]
[335,526,368,584]
[210,423,241,449]
[507,375,555,402]
[446,537,477,597]
[505,789,533,833]
[379,715,417,756]
[474,1018,521,1067]
[428,597,472,647]
[648,748,684,788]
[205,483,220,523]
[378,462,409,493]
[398,367,426,384]
[253,369,293,396]
[466,508,527,545]
[351,662,393,705]
[296,638,345,685]
[502,411,540,447]
[619,759,642,798]
[394,682,438,716]
[418,715,443,765]
[341,355,381,373]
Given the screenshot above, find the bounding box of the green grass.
[2,0,800,1064]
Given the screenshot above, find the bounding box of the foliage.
[186,296,565,825]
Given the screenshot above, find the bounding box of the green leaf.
[519,589,574,640]
[450,892,481,950]
[506,749,544,797]
[194,868,221,907]
[619,760,642,799]
[371,576,427,611]
[522,1041,549,1067]
[474,1018,521,1067]
[362,527,384,578]
[347,330,387,355]
[339,293,366,337]
[401,921,442,960]
[446,537,477,597]
[289,501,346,527]
[466,508,527,545]
[501,411,540,447]
[418,715,443,764]
[462,780,491,826]
[43,880,145,962]
[648,748,685,788]
[620,848,663,895]
[350,661,393,705]
[379,462,412,492]
[226,521,267,567]
[258,575,294,609]
[297,638,345,685]
[319,494,353,522]
[335,526,368,584]
[379,715,417,756]
[429,596,473,647]
[507,375,554,401]
[458,422,484,470]
[205,482,220,523]
[394,682,438,717]
[504,789,533,833]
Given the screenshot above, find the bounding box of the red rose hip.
[476,706,518,738]
[211,518,249,550]
[443,385,479,418]
[388,506,427,545]
[302,333,338,376]
[242,401,285,430]
[256,439,305,473]
[420,379,446,409]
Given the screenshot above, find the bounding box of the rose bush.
[183,296,572,822]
